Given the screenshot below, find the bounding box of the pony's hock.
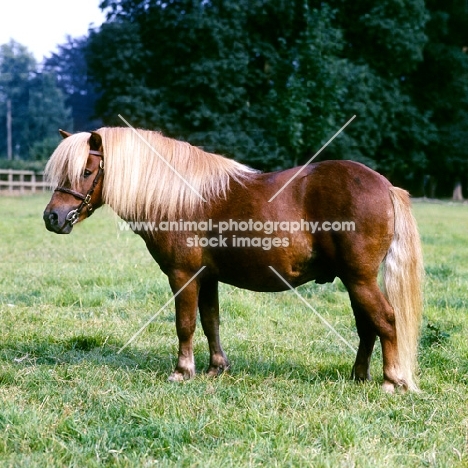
[43,127,424,393]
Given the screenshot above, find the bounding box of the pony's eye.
[83,169,92,179]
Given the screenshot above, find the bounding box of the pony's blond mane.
[45,127,256,220]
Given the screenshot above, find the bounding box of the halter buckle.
[66,209,79,225]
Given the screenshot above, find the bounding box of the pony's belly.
[217,263,329,292]
[210,243,330,292]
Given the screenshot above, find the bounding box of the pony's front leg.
[167,272,200,382]
[199,279,229,377]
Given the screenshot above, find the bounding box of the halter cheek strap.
[55,150,104,225]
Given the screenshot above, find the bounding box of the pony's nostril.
[49,212,58,224]
[44,211,58,226]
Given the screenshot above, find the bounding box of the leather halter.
[55,149,104,226]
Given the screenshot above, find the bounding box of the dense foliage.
[88,0,432,175]
[411,0,468,196]
[88,0,467,195]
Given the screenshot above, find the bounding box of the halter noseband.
[55,149,104,226]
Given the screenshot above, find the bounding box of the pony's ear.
[89,131,102,151]
[59,129,72,139]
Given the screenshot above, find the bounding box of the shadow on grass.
[0,332,360,386]
[0,334,171,375]
[228,354,355,384]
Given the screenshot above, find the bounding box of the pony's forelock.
[44,133,91,189]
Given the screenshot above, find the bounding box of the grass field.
[1,194,467,467]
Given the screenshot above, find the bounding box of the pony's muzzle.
[43,209,73,234]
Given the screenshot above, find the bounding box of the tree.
[89,1,350,169]
[0,40,35,159]
[86,0,468,195]
[410,0,468,198]
[0,40,72,161]
[28,71,73,159]
[44,36,102,132]
[322,0,433,190]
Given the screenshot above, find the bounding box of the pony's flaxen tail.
[383,187,424,392]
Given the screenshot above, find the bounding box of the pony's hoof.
[382,381,395,393]
[168,369,194,382]
[382,379,408,394]
[206,364,230,378]
[351,369,372,382]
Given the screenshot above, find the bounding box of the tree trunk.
[6,98,12,161]
[428,176,437,199]
[453,180,463,201]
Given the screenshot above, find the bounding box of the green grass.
[1,195,468,467]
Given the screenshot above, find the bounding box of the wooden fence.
[0,169,50,194]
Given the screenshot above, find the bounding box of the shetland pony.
[43,128,423,392]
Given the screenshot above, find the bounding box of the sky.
[0,0,107,63]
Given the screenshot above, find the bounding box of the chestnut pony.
[43,128,423,392]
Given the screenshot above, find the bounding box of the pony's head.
[43,130,105,234]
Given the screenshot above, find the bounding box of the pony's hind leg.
[351,306,377,381]
[198,280,230,377]
[345,278,406,392]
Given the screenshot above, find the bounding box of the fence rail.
[0,169,50,194]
